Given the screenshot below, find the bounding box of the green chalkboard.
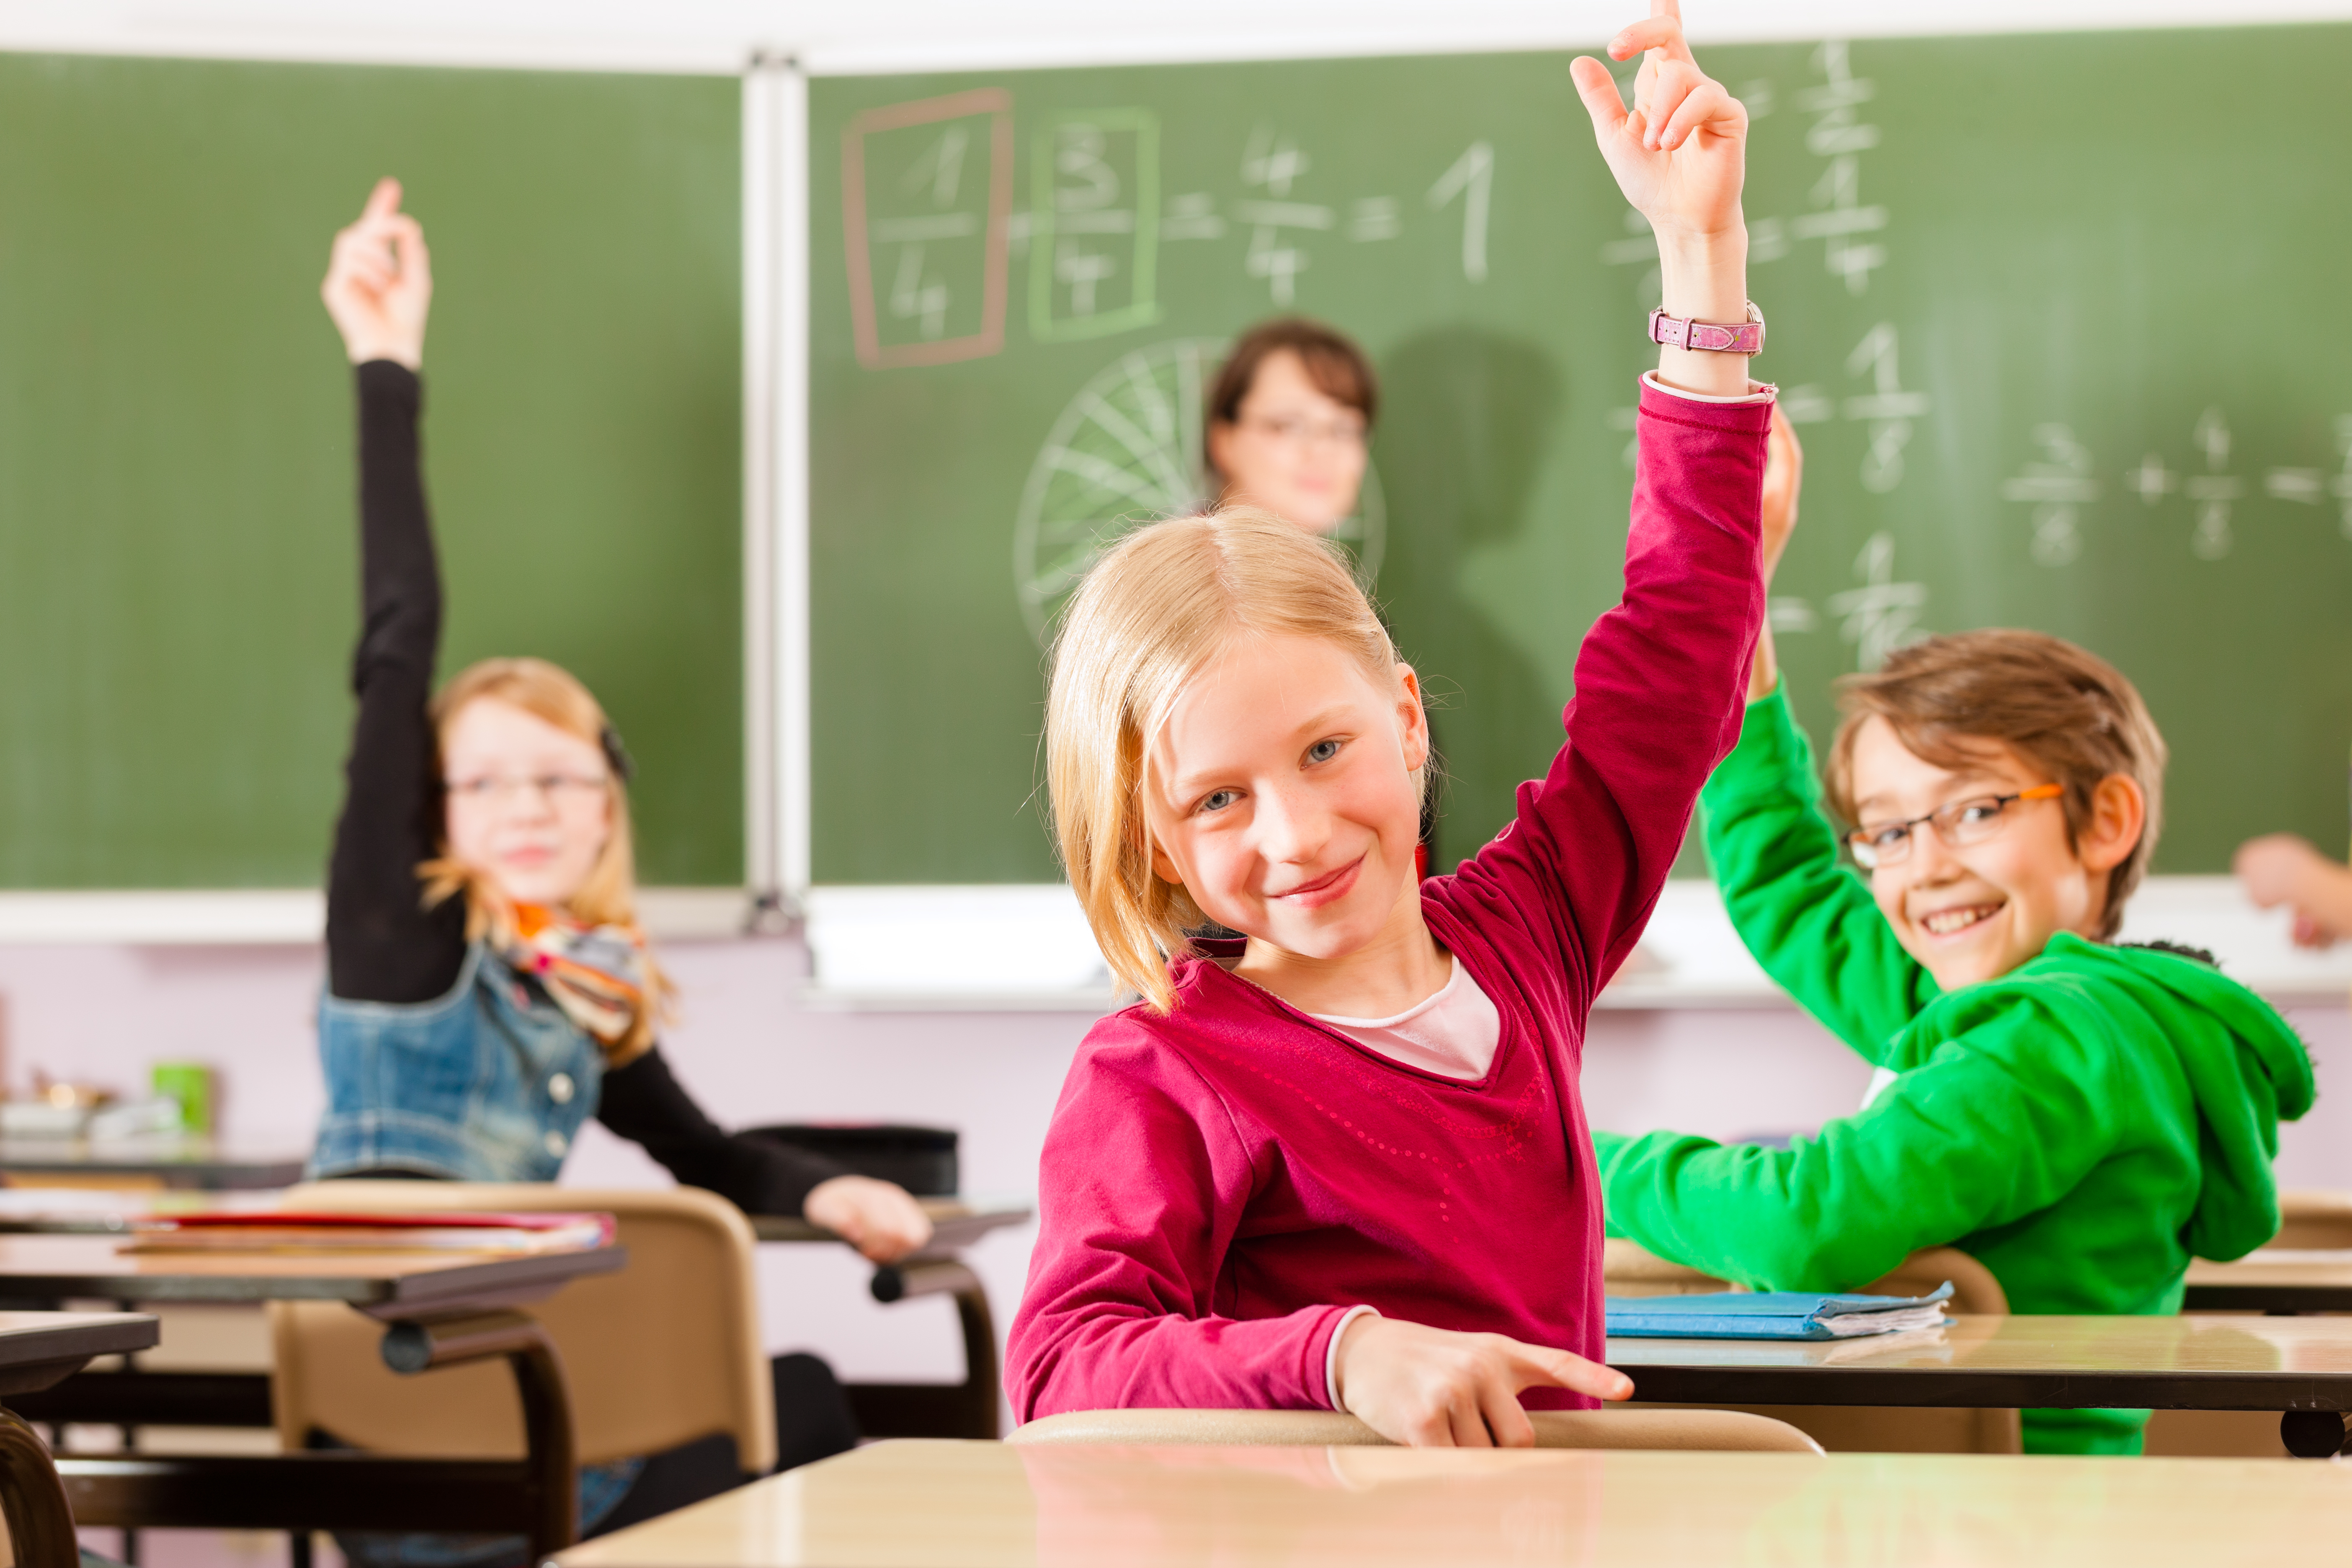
[0,55,741,888]
[809,27,2352,885]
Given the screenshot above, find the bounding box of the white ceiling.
[0,0,2344,73]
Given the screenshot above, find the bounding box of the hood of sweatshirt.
[2034,934,2315,1263]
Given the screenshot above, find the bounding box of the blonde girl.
[305,181,928,1504]
[1008,0,1777,1447]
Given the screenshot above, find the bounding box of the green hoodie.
[1593,689,2316,1456]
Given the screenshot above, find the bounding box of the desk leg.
[379,1313,578,1553]
[0,1405,81,1568]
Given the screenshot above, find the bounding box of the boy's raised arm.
[1702,690,1937,1058]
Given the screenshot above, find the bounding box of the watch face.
[1013,335,1386,644]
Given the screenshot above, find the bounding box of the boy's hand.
[2236,833,2345,949]
[1332,1315,1633,1447]
[804,1174,935,1262]
[1759,405,1803,582]
[322,177,432,369]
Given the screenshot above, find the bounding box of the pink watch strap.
[1648,302,1766,355]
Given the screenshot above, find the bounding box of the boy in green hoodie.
[1594,415,2315,1457]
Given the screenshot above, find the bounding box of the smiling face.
[441,696,614,909]
[1142,634,1427,971]
[1848,717,2143,991]
[1206,349,1369,535]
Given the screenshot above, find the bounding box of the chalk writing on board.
[1238,127,1333,305]
[1829,532,1928,671]
[1163,192,1225,241]
[2185,407,2244,560]
[1029,110,1161,341]
[1427,142,1493,284]
[2338,416,2352,539]
[1792,43,1887,294]
[2000,424,2097,567]
[2267,418,2352,541]
[841,89,1014,370]
[1844,323,1928,493]
[1013,338,1387,640]
[2125,451,2177,505]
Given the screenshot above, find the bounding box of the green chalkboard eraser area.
[808,29,2352,885]
[0,54,742,890]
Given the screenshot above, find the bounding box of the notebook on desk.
[118,1210,614,1255]
[1607,1283,1954,1341]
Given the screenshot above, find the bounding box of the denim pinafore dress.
[309,940,604,1182]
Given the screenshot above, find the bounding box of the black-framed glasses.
[1847,784,2063,869]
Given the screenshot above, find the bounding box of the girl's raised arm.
[1448,4,1768,999]
[1570,0,1750,397]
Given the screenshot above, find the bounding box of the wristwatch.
[1648,301,1766,355]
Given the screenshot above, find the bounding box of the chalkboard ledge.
[800,879,2352,1013]
[0,888,753,945]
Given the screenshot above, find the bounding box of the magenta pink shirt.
[1007,380,1771,1421]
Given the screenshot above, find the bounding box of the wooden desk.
[0,1231,624,1314]
[0,1137,305,1191]
[0,1311,160,1568]
[2185,1250,2352,1313]
[756,1198,1032,1443]
[1610,1313,2352,1455]
[0,1234,625,1555]
[555,1437,2352,1568]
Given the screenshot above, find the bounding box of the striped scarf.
[492,899,648,1046]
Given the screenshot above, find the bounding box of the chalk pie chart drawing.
[1014,337,1386,642]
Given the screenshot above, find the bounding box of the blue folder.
[1605,1283,1955,1341]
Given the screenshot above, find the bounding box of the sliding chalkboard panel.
[0,55,740,887]
[810,27,2352,883]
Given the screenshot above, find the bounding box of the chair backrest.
[1861,1247,2009,1315]
[268,1181,774,1473]
[1599,1239,1732,1297]
[2272,1190,2352,1249]
[1007,1406,1822,1453]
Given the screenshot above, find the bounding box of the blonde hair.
[420,656,670,1060]
[1045,509,1411,1013]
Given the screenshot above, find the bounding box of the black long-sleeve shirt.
[325,361,843,1217]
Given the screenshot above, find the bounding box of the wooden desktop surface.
[556,1437,2352,1568]
[2185,1249,2352,1311]
[0,1137,306,1190]
[0,1232,625,1307]
[1609,1313,2352,1410]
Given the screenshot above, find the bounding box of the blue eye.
[1306,739,1342,764]
[1199,789,1239,814]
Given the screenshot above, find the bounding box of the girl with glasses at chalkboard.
[305,179,931,1514]
[1204,320,1448,876]
[1008,3,1772,1446]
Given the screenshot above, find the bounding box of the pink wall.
[2,935,2346,1388]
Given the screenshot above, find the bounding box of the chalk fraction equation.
[842,91,1496,362]
[841,90,1015,369]
[2003,410,2352,565]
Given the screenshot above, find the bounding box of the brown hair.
[1823,629,2166,939]
[420,656,670,1061]
[1205,318,1379,484]
[1045,508,1416,1013]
